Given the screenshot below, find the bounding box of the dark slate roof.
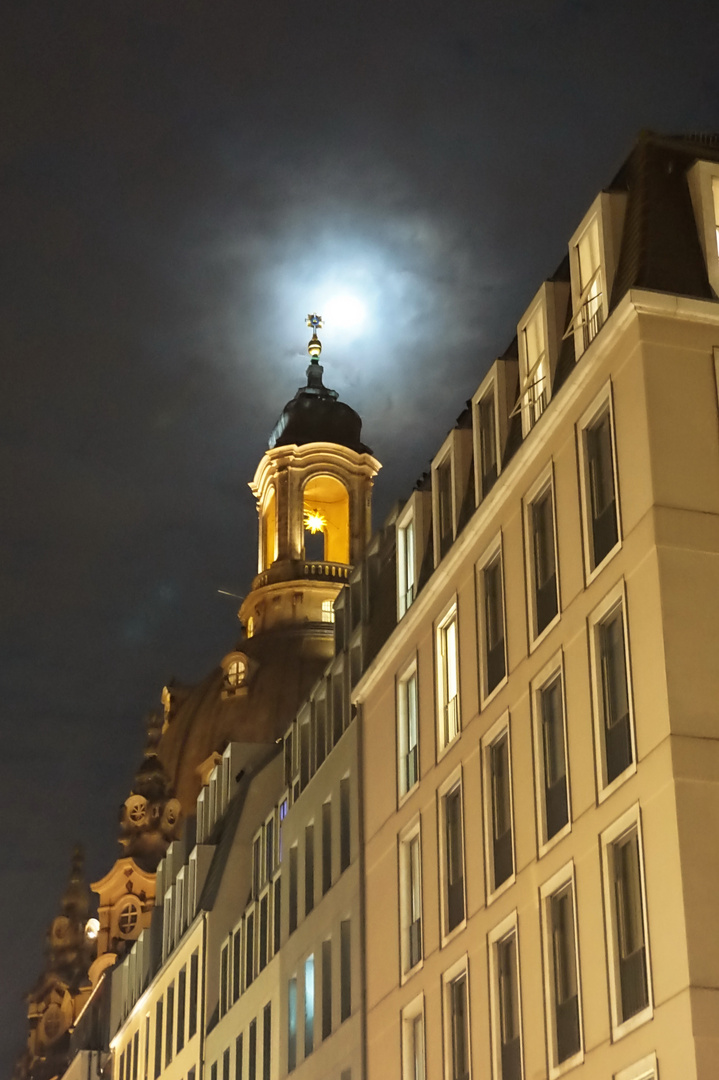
[268,359,372,454]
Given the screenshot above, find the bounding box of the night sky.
[2,0,717,1069]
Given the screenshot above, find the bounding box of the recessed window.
[321,599,335,623]
[398,516,417,618]
[397,662,419,798]
[287,977,297,1072]
[578,391,620,575]
[478,388,499,498]
[440,779,465,937]
[322,939,332,1040]
[525,473,560,643]
[445,967,470,1080]
[304,954,315,1057]
[483,724,514,896]
[589,585,635,794]
[436,456,454,560]
[401,997,426,1080]
[532,658,570,851]
[399,822,423,976]
[436,604,460,752]
[489,914,523,1080]
[601,809,652,1036]
[540,865,583,1074]
[477,539,507,701]
[573,218,604,349]
[521,304,548,430]
[222,652,249,695]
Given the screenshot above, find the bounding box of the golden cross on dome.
[306,312,323,359]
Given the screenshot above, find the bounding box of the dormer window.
[522,304,548,428]
[567,192,627,359]
[574,218,603,349]
[436,456,453,559]
[477,389,498,498]
[221,652,250,696]
[430,428,473,567]
[397,515,416,617]
[516,281,570,436]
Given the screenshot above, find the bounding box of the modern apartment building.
[356,130,719,1080]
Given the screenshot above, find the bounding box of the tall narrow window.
[273,878,281,955]
[401,829,423,973]
[529,484,558,636]
[304,823,314,916]
[340,920,351,1021]
[398,666,419,797]
[437,608,460,750]
[189,950,198,1038]
[132,1031,139,1080]
[585,408,618,567]
[289,846,298,933]
[259,894,268,972]
[549,883,581,1064]
[497,931,522,1080]
[522,304,547,429]
[489,731,513,891]
[479,390,498,497]
[236,1034,243,1080]
[177,966,186,1053]
[220,943,229,1017]
[482,552,506,695]
[449,972,469,1080]
[444,785,465,933]
[233,926,242,1002]
[539,673,569,841]
[222,1047,230,1080]
[575,218,603,349]
[340,777,351,872]
[245,911,255,988]
[398,518,416,617]
[409,1012,425,1080]
[598,602,632,785]
[322,939,332,1040]
[143,1015,150,1080]
[437,457,453,558]
[322,801,332,895]
[611,828,650,1024]
[165,982,174,1066]
[248,1019,257,1080]
[288,978,297,1072]
[154,1001,163,1079]
[304,954,315,1057]
[262,1003,271,1080]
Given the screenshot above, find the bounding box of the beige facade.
[357,135,719,1080]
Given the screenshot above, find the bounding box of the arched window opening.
[302,475,350,564]
[262,488,277,570]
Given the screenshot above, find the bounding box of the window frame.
[588,580,636,801]
[567,192,627,359]
[488,911,524,1080]
[577,384,622,582]
[687,158,719,299]
[397,508,417,619]
[523,465,561,649]
[435,600,461,757]
[476,533,508,706]
[481,713,516,903]
[399,816,424,981]
[539,861,584,1077]
[401,994,427,1080]
[441,956,471,1080]
[531,651,572,856]
[473,378,501,503]
[613,1052,658,1080]
[438,769,467,944]
[600,805,654,1039]
[397,655,420,804]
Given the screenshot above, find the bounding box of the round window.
[225,658,246,688]
[117,900,139,938]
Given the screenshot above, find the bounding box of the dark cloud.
[2,0,718,1068]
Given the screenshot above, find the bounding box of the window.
[614,1053,658,1080]
[236,1034,243,1080]
[288,977,297,1071]
[259,894,268,972]
[340,920,351,1021]
[590,586,634,792]
[224,656,247,692]
[477,388,499,497]
[573,218,603,349]
[443,965,470,1080]
[567,193,625,358]
[521,303,548,430]
[273,878,281,955]
[578,393,620,573]
[540,866,582,1073]
[441,780,465,935]
[322,801,332,895]
[489,915,523,1080]
[245,911,255,987]
[321,599,334,623]
[233,925,242,1002]
[602,811,652,1035]
[305,824,314,916]
[322,939,332,1040]
[401,999,426,1080]
[144,1015,150,1080]
[165,983,174,1066]
[189,950,198,1038]
[532,659,570,850]
[210,1063,217,1080]
[437,604,460,751]
[436,456,454,559]
[397,663,419,798]
[153,1001,163,1079]
[289,846,298,933]
[398,516,416,617]
[304,954,315,1057]
[133,1032,139,1080]
[400,824,423,975]
[262,1003,271,1080]
[482,718,515,897]
[220,943,230,1017]
[177,966,186,1053]
[525,474,559,641]
[248,1019,257,1080]
[222,1048,230,1080]
[477,541,506,700]
[340,777,351,872]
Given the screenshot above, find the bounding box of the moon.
[324,293,367,332]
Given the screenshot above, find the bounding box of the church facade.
[16,131,719,1080]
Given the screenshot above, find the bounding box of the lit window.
[397,663,419,798]
[590,586,634,793]
[521,304,548,429]
[441,780,465,936]
[525,475,559,642]
[304,954,315,1057]
[574,218,604,349]
[601,810,652,1035]
[437,605,460,752]
[287,977,297,1072]
[398,517,417,617]
[321,599,335,623]
[489,915,523,1080]
[540,867,582,1072]
[579,393,620,574]
[478,542,506,700]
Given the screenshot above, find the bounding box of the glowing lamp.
[304,509,327,534]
